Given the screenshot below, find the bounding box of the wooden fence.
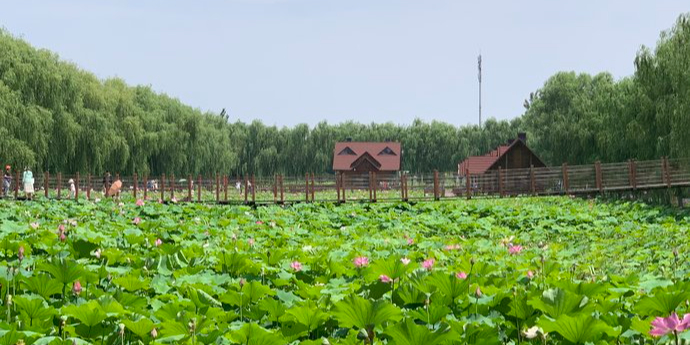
[4,157,690,204]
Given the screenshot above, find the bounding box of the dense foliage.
[1,14,689,175]
[1,197,690,344]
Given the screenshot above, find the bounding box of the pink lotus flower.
[133,217,141,225]
[155,238,163,247]
[422,258,435,271]
[509,245,523,255]
[30,222,39,229]
[72,280,82,295]
[18,246,24,261]
[291,261,302,272]
[256,221,264,225]
[400,257,411,266]
[58,224,65,232]
[527,270,534,279]
[456,271,467,279]
[353,256,370,268]
[379,275,392,283]
[136,199,145,206]
[445,244,461,251]
[59,233,67,242]
[650,312,690,337]
[407,238,414,245]
[171,197,177,203]
[248,238,255,246]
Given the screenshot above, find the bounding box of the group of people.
[2,165,35,200]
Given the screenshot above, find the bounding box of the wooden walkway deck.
[4,157,689,205]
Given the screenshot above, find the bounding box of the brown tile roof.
[458,139,543,175]
[333,142,401,171]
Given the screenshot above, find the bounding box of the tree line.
[1,14,689,176]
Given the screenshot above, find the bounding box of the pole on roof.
[478,54,482,128]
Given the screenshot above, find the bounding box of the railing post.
[465,169,471,200]
[594,161,603,194]
[342,173,347,203]
[372,172,378,202]
[628,160,635,190]
[251,174,256,203]
[198,175,202,202]
[224,175,228,202]
[337,173,341,202]
[530,165,536,195]
[187,175,192,202]
[160,174,165,202]
[663,156,672,188]
[133,173,138,199]
[244,176,249,203]
[87,174,92,200]
[562,163,569,194]
[367,172,373,202]
[400,173,405,201]
[305,173,310,202]
[216,174,220,203]
[143,175,148,200]
[498,166,504,197]
[170,174,175,200]
[14,170,19,199]
[75,172,80,201]
[403,173,410,201]
[115,173,120,198]
[44,172,49,198]
[311,173,315,202]
[57,172,62,199]
[433,170,440,200]
[278,174,285,204]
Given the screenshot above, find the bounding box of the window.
[338,147,356,155]
[378,147,396,156]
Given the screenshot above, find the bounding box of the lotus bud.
[18,246,24,261]
[188,318,196,333]
[155,238,163,247]
[119,323,125,335]
[239,278,246,287]
[151,328,158,338]
[475,287,482,298]
[6,294,12,306]
[470,257,475,265]
[59,233,67,242]
[72,280,82,295]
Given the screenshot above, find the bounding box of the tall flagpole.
[478,54,482,128]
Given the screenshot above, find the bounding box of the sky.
[0,1,687,127]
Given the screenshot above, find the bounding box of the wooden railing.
[3,157,689,204]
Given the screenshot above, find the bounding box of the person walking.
[103,172,112,196]
[22,167,34,200]
[3,166,11,197]
[68,178,76,199]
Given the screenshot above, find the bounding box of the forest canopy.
[1,13,688,176]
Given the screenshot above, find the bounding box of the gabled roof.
[457,139,544,175]
[333,142,401,171]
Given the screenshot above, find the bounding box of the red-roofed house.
[457,133,545,176]
[333,141,401,181]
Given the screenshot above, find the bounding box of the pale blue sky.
[1,1,686,126]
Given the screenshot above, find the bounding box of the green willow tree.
[2,13,690,175]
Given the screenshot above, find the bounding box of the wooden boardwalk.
[4,157,689,205]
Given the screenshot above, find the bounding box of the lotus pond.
[1,197,689,344]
